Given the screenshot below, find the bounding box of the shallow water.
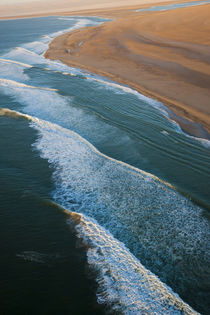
[0,16,209,314]
[136,0,210,12]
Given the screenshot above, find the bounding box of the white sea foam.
[161,130,169,136]
[28,113,209,310]
[0,58,31,69]
[70,212,199,314]
[0,78,56,91]
[47,18,102,41]
[1,17,104,70]
[0,108,206,313]
[27,17,104,58]
[26,18,103,55]
[0,58,32,81]
[62,71,77,76]
[22,41,49,55]
[2,46,44,65]
[191,136,210,148]
[43,60,83,75]
[3,46,83,76]
[0,77,141,156]
[0,79,75,124]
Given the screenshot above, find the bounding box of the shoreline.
[45,52,210,139]
[43,3,210,139]
[1,1,209,139]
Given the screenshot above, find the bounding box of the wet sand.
[44,2,210,138]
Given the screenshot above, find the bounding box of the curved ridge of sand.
[45,3,210,138]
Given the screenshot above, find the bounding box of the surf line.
[0,107,177,190]
[43,201,199,315]
[1,106,208,211]
[0,107,175,188]
[43,15,210,143]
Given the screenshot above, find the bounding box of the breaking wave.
[0,58,32,81]
[67,211,199,314]
[0,107,201,314]
[31,113,209,313]
[3,107,209,311]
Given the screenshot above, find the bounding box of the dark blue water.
[0,16,209,314]
[137,0,210,12]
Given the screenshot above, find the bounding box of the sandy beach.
[1,0,210,137]
[1,4,210,314]
[43,2,210,138]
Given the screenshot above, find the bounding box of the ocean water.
[0,16,209,315]
[136,0,210,12]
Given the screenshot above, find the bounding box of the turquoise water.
[0,16,209,314]
[137,0,210,12]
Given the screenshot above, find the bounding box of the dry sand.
[44,2,210,138]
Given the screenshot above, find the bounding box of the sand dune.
[45,3,210,136]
